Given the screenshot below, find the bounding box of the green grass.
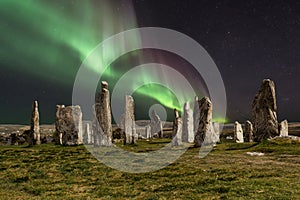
[0,139,299,199]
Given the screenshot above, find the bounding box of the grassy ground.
[0,138,299,200]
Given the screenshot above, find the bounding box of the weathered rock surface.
[150,110,163,138]
[182,102,194,143]
[212,122,220,143]
[55,105,83,146]
[146,125,151,139]
[172,109,182,146]
[234,121,244,143]
[92,104,101,146]
[279,120,288,137]
[244,120,254,142]
[193,96,199,136]
[83,122,93,144]
[194,97,213,147]
[94,81,112,146]
[124,95,137,144]
[30,101,40,145]
[252,79,279,141]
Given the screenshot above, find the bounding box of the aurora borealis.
[1,0,300,124]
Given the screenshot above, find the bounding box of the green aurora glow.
[1,0,228,122]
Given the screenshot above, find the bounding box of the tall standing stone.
[182,102,194,143]
[194,97,213,147]
[30,101,40,145]
[193,96,199,135]
[212,122,220,143]
[92,104,100,146]
[279,120,288,137]
[252,79,279,141]
[244,120,254,142]
[124,95,137,144]
[55,105,83,146]
[234,121,244,143]
[150,110,163,138]
[146,125,151,139]
[172,109,182,146]
[95,81,112,146]
[83,123,93,144]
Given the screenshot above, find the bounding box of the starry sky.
[1,0,300,124]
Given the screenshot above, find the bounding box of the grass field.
[0,138,299,199]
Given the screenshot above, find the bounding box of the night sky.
[1,0,300,124]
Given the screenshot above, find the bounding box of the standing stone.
[55,105,64,144]
[212,122,220,143]
[279,120,288,137]
[172,109,182,146]
[30,101,40,145]
[95,81,112,146]
[83,123,93,144]
[244,120,254,142]
[182,102,194,143]
[150,110,163,138]
[193,96,200,135]
[92,104,100,146]
[146,125,151,139]
[234,121,244,143]
[124,95,137,144]
[119,113,125,130]
[194,97,213,147]
[252,79,279,141]
[55,105,83,146]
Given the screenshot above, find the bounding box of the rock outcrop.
[252,79,279,141]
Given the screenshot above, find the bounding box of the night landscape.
[1,0,300,199]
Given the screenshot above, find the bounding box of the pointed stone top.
[151,109,157,116]
[174,109,180,119]
[194,96,198,101]
[199,96,212,104]
[33,101,38,110]
[263,79,271,82]
[261,79,275,88]
[246,120,252,124]
[125,95,133,100]
[184,102,190,110]
[101,81,108,89]
[151,110,161,121]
